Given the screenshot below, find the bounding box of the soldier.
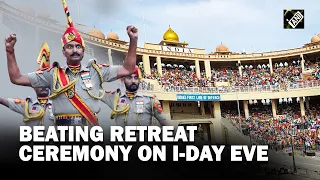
[4,0,138,126]
[0,42,54,127]
[101,65,170,127]
[0,88,54,127]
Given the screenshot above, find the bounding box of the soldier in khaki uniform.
[0,42,54,127]
[0,88,54,127]
[101,66,169,127]
[4,0,138,126]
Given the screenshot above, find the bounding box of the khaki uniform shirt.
[101,90,167,126]
[8,97,54,127]
[27,60,120,117]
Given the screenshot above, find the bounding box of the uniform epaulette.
[14,98,25,107]
[46,67,53,72]
[14,98,22,103]
[38,67,49,71]
[87,59,97,66]
[99,63,110,67]
[35,70,43,74]
[105,90,117,94]
[97,63,110,69]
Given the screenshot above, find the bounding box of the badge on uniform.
[80,72,93,89]
[136,100,144,113]
[29,106,39,114]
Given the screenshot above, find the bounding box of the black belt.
[55,114,86,126]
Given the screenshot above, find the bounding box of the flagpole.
[77,0,80,21]
[141,0,147,43]
[198,12,203,49]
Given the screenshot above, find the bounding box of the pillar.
[107,49,113,65]
[306,97,310,110]
[162,101,171,120]
[243,100,249,119]
[300,54,305,73]
[209,123,215,144]
[271,99,277,117]
[213,101,221,119]
[269,58,273,74]
[142,54,151,75]
[195,59,200,79]
[209,102,213,117]
[238,60,242,77]
[299,97,305,117]
[156,56,162,76]
[200,101,205,115]
[213,101,223,144]
[204,60,211,79]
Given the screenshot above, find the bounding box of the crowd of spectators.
[138,60,320,92]
[223,100,320,152]
[137,61,320,154]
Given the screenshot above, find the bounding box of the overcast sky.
[6,0,320,53]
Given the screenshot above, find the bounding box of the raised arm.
[0,97,9,108]
[116,25,138,79]
[5,34,31,86]
[0,97,25,116]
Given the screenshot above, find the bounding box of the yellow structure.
[3,1,320,144]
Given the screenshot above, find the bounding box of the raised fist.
[126,25,138,40]
[5,34,17,49]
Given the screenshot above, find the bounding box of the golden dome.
[163,26,179,42]
[311,35,320,43]
[216,44,229,52]
[18,5,35,16]
[106,32,119,40]
[87,28,105,39]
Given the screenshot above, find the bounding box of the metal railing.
[139,80,320,94]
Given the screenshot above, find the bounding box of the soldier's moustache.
[71,52,80,56]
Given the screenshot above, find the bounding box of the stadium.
[0,1,320,178]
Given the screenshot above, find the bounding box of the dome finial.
[163,25,179,42]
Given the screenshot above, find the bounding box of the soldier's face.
[62,41,84,63]
[34,88,49,97]
[124,74,140,92]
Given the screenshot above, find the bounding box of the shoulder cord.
[110,91,130,120]
[50,64,105,100]
[88,62,105,100]
[23,99,45,123]
[49,67,76,99]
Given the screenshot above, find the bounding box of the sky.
[5,0,320,54]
